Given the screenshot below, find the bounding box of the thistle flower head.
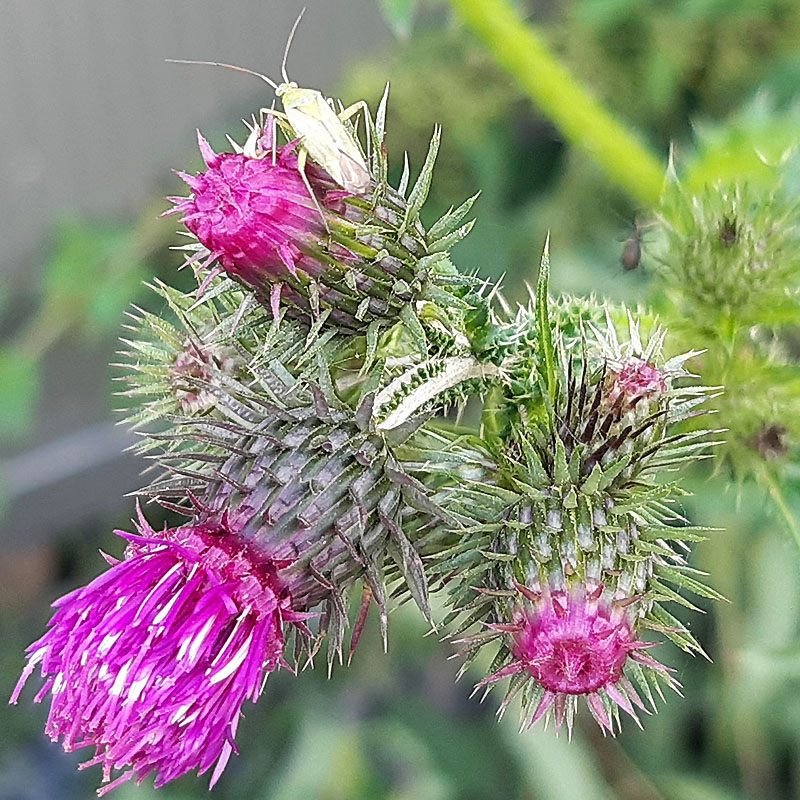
[483,584,668,733]
[510,586,633,695]
[586,310,702,421]
[11,510,306,794]
[414,277,717,735]
[167,107,475,334]
[608,357,667,404]
[170,132,333,287]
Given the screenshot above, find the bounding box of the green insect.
[169,10,372,206]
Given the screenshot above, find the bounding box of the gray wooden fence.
[0,0,388,550]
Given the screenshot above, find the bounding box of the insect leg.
[296,147,331,234]
[259,106,287,164]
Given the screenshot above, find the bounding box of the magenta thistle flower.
[166,121,467,332]
[482,585,675,734]
[169,132,336,291]
[608,357,667,405]
[10,510,309,795]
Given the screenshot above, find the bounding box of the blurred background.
[2,1,800,798]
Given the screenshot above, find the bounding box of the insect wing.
[336,150,372,195]
[283,88,370,193]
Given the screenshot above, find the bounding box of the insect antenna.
[281,7,306,84]
[166,59,278,91]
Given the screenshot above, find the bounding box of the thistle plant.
[11,60,719,794]
[168,115,473,335]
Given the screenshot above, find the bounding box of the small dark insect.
[718,214,739,247]
[621,220,644,271]
[751,423,788,460]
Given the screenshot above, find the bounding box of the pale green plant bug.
[169,9,372,210]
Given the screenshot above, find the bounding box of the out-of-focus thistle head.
[166,95,478,334]
[654,177,800,485]
[657,180,800,330]
[407,253,722,734]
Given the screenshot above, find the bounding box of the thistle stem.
[448,0,665,208]
[760,465,800,554]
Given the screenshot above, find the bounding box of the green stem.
[760,466,800,553]
[449,0,665,208]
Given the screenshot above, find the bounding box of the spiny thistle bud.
[171,337,236,414]
[123,282,446,656]
[12,42,733,792]
[589,313,696,423]
[167,103,477,334]
[482,585,663,731]
[409,261,720,734]
[118,279,252,430]
[657,181,800,329]
[10,265,464,792]
[11,511,309,794]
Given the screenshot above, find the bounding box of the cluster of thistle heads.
[654,176,800,480]
[11,70,720,795]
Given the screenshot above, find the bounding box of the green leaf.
[399,304,428,357]
[0,349,39,438]
[580,463,603,494]
[42,219,146,338]
[428,192,480,243]
[553,435,569,486]
[427,219,476,254]
[534,236,556,400]
[378,0,419,38]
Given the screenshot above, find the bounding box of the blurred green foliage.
[0,349,39,438]
[0,212,177,442]
[378,0,421,38]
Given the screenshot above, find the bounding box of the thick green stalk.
[449,0,665,208]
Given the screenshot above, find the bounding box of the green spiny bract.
[403,265,720,734]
